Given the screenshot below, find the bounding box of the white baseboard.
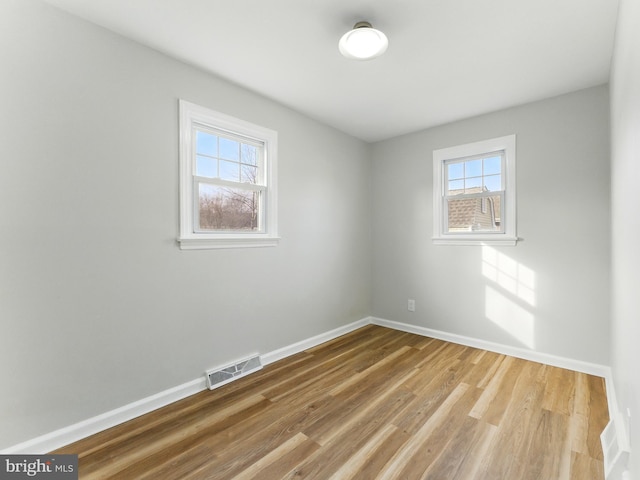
[3,315,621,458]
[370,317,609,377]
[261,317,371,366]
[599,366,631,479]
[1,317,371,455]
[1,377,207,455]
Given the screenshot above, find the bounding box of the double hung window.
[433,135,516,245]
[178,100,278,249]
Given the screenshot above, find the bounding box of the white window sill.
[432,236,518,246]
[178,236,280,250]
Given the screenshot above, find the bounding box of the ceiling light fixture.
[339,21,388,60]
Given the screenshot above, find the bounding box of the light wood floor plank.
[481,357,531,427]
[375,382,471,480]
[469,354,515,420]
[441,419,499,480]
[230,432,312,480]
[53,325,609,479]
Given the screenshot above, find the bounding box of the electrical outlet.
[408,299,415,312]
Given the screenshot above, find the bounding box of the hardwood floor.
[54,325,609,479]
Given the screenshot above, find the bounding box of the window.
[433,135,516,245]
[178,100,278,249]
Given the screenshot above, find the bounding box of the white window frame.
[433,135,517,245]
[178,100,278,250]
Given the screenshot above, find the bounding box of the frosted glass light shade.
[339,22,388,60]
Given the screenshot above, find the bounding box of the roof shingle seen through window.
[447,187,501,232]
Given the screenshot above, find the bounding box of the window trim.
[432,135,517,246]
[178,100,278,250]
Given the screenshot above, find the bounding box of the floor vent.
[206,354,262,390]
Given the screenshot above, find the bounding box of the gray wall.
[610,0,640,476]
[0,1,372,449]
[371,85,611,365]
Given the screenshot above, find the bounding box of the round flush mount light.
[339,21,388,60]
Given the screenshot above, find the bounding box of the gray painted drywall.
[0,1,371,449]
[610,0,640,476]
[371,85,611,365]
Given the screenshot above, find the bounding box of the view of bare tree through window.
[199,186,259,230]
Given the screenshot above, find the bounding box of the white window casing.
[178,100,279,250]
[433,135,517,246]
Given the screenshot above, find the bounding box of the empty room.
[1,0,638,479]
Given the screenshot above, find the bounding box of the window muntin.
[446,153,502,195]
[179,100,278,250]
[444,152,505,233]
[192,125,265,233]
[433,135,516,245]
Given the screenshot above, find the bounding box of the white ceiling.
[43,0,619,142]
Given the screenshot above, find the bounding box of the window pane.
[448,162,464,180]
[220,137,240,161]
[448,179,465,194]
[198,184,259,231]
[241,144,258,166]
[483,155,502,175]
[220,160,240,182]
[241,165,258,184]
[465,176,482,191]
[196,155,217,178]
[196,131,217,156]
[447,195,502,233]
[484,174,502,192]
[465,159,482,177]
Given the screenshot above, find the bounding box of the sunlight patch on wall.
[482,246,537,349]
[485,286,536,348]
[482,246,536,306]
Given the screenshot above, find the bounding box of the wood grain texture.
[53,325,609,479]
